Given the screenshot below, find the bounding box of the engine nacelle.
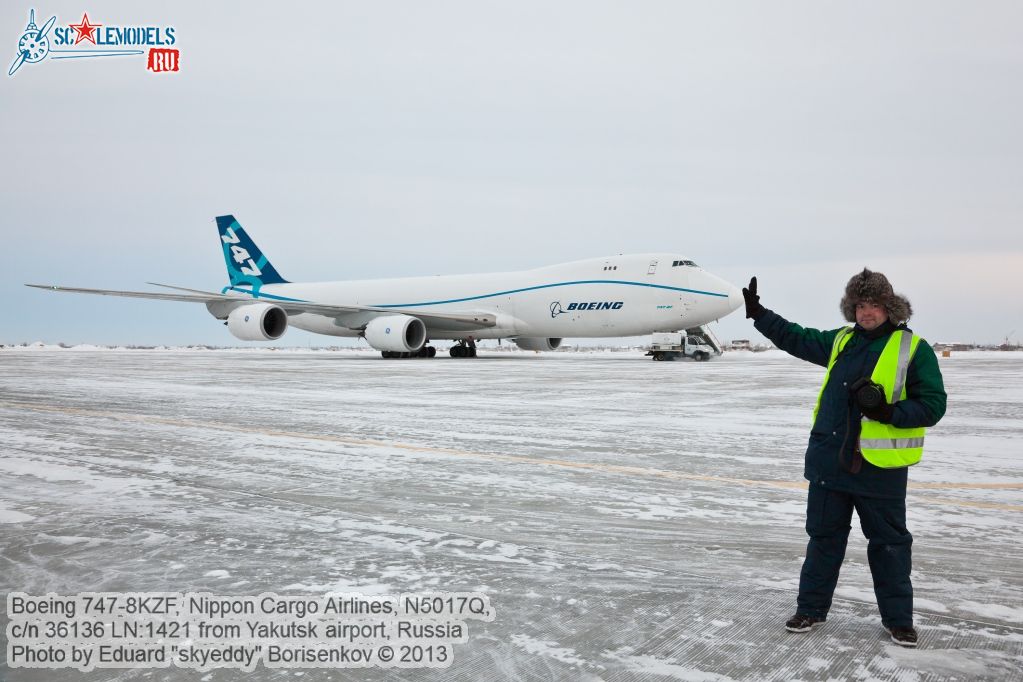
[227,303,288,341]
[364,315,427,352]
[513,337,563,352]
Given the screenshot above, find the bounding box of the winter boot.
[785,614,826,633]
[888,626,918,647]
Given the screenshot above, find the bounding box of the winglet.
[215,215,289,289]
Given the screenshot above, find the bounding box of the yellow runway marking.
[912,496,1023,512]
[3,401,1021,511]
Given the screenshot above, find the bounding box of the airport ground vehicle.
[645,331,718,361]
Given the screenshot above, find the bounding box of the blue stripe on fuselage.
[370,280,726,307]
[224,279,727,307]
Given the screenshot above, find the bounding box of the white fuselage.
[232,253,743,340]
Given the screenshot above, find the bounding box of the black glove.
[742,276,765,319]
[860,401,894,423]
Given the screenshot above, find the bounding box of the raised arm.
[744,277,839,368]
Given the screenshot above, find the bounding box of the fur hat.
[840,268,913,325]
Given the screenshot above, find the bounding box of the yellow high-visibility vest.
[813,327,926,469]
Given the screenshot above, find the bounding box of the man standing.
[743,269,946,647]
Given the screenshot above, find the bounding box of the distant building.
[729,339,751,350]
[933,342,976,352]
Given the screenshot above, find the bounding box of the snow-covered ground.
[0,349,1020,680]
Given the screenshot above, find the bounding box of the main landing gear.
[381,345,437,359]
[379,339,478,359]
[449,339,477,358]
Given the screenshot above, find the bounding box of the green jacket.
[754,309,947,498]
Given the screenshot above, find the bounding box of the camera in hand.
[849,377,886,410]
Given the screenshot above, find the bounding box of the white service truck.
[645,332,717,361]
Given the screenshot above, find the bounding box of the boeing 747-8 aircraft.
[29,215,743,357]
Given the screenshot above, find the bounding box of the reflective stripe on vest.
[813,327,926,469]
[812,327,854,425]
[860,330,925,468]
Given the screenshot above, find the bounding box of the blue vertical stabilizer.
[215,215,289,291]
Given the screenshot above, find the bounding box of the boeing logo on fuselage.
[550,301,624,318]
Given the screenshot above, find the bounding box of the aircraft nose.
[727,283,744,313]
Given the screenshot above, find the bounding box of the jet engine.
[513,337,563,351]
[227,303,288,341]
[364,315,427,352]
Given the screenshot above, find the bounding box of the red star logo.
[69,13,102,45]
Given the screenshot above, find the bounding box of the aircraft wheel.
[427,346,437,358]
[450,345,463,358]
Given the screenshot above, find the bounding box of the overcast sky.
[3,1,1021,346]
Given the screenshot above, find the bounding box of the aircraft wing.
[25,284,497,331]
[26,284,221,303]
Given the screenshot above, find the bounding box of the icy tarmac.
[1,347,1021,681]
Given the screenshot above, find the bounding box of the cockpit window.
[672,260,698,267]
